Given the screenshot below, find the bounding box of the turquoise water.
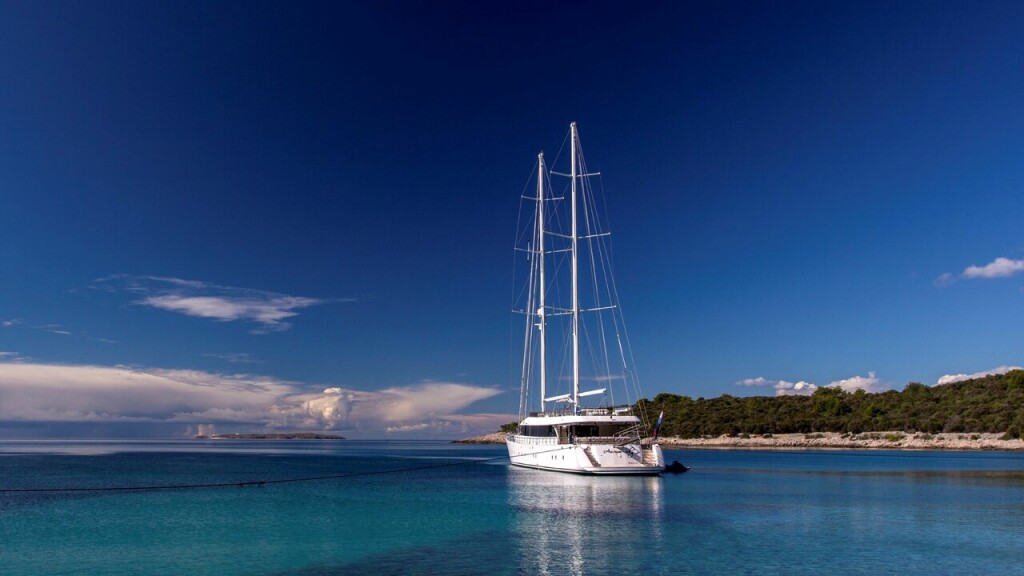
[2,441,1023,575]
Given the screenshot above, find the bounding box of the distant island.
[459,370,1024,451]
[196,432,345,440]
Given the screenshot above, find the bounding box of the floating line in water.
[2,444,644,494]
[0,453,519,494]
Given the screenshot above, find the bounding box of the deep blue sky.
[1,1,1022,437]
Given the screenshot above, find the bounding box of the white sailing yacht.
[506,123,665,475]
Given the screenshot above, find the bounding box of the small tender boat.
[664,460,690,474]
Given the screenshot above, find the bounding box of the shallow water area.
[2,440,1023,575]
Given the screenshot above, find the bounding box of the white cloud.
[2,319,21,328]
[828,371,887,393]
[37,324,72,335]
[0,363,295,423]
[962,257,1024,279]
[936,365,1023,386]
[939,256,1024,284]
[95,275,347,334]
[738,372,889,396]
[139,295,319,332]
[736,376,818,396]
[774,380,818,396]
[299,382,503,431]
[0,362,502,436]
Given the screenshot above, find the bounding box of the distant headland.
[196,432,345,440]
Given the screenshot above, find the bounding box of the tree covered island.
[642,370,1024,439]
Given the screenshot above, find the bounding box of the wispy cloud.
[2,319,21,328]
[937,256,1024,285]
[936,365,1022,386]
[0,362,502,436]
[37,324,72,335]
[203,352,262,364]
[139,295,320,333]
[737,372,888,396]
[96,275,348,334]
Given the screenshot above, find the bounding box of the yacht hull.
[506,436,664,475]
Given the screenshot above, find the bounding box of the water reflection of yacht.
[508,467,664,575]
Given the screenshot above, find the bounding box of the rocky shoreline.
[455,431,1024,451]
[453,432,508,444]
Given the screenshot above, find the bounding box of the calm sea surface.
[2,440,1023,575]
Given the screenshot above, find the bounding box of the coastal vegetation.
[639,370,1024,439]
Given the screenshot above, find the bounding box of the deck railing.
[510,435,559,446]
[574,435,640,445]
[530,405,634,418]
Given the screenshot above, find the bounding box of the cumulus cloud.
[936,365,1023,386]
[0,362,502,436]
[299,382,503,431]
[963,257,1024,279]
[938,256,1024,284]
[737,376,817,396]
[95,275,348,334]
[738,372,889,396]
[775,380,818,396]
[828,371,887,393]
